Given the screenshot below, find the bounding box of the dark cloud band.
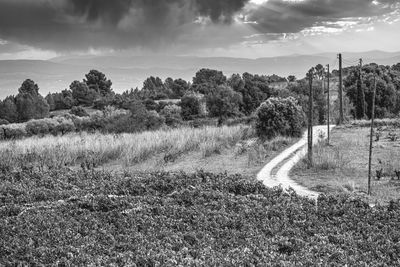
[0,0,398,52]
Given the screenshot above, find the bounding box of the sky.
[0,0,399,59]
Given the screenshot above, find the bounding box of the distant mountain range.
[0,50,399,99]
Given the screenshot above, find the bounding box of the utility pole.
[368,74,377,195]
[359,58,366,118]
[308,69,314,168]
[326,64,330,145]
[338,53,344,125]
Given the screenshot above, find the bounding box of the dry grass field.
[291,125,400,204]
[0,125,297,177]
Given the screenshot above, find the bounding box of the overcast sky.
[0,0,399,59]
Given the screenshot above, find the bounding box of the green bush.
[180,93,205,120]
[160,104,182,127]
[256,97,305,139]
[2,124,28,139]
[26,120,50,136]
[0,126,5,140]
[55,117,76,135]
[0,119,9,125]
[70,106,89,117]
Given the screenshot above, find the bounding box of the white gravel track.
[257,125,335,199]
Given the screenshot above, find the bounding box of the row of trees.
[1,62,399,130]
[0,69,289,125]
[0,70,113,124]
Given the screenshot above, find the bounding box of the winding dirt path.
[257,125,335,199]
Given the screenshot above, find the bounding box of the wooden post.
[368,74,377,195]
[338,53,344,125]
[326,64,330,145]
[308,70,314,168]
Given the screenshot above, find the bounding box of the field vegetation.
[292,120,400,204]
[0,123,299,178]
[1,60,400,265]
[0,125,250,170]
[1,169,400,265]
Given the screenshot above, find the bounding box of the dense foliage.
[0,169,399,266]
[0,79,50,123]
[2,61,400,138]
[256,97,305,139]
[345,63,400,119]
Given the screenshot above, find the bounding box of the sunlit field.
[292,123,400,204]
[0,125,251,171]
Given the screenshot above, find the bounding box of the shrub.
[93,96,114,110]
[256,97,305,139]
[55,117,76,135]
[180,93,205,120]
[26,120,50,136]
[145,110,166,131]
[103,114,137,133]
[70,106,89,117]
[1,170,400,266]
[160,104,182,127]
[205,85,243,121]
[3,123,28,139]
[0,126,5,140]
[0,119,9,125]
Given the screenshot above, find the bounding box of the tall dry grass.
[0,125,251,170]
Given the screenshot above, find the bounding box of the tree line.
[1,62,399,138]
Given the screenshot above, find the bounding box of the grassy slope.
[291,125,400,204]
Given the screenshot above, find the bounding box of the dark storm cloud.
[246,0,400,33]
[0,0,249,51]
[0,0,398,52]
[67,0,132,25]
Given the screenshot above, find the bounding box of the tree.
[84,70,113,97]
[256,97,305,140]
[180,93,204,120]
[345,64,400,119]
[315,64,325,80]
[165,78,189,98]
[392,63,400,72]
[18,79,39,95]
[49,90,76,110]
[141,77,172,100]
[287,75,297,83]
[230,73,272,115]
[45,93,56,111]
[0,96,18,123]
[206,85,242,120]
[15,79,49,122]
[70,80,99,105]
[70,106,89,117]
[160,104,182,127]
[192,69,227,95]
[193,69,226,87]
[126,101,165,132]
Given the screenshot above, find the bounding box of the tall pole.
[338,53,344,125]
[359,58,366,118]
[326,64,330,145]
[368,74,377,195]
[308,70,314,168]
